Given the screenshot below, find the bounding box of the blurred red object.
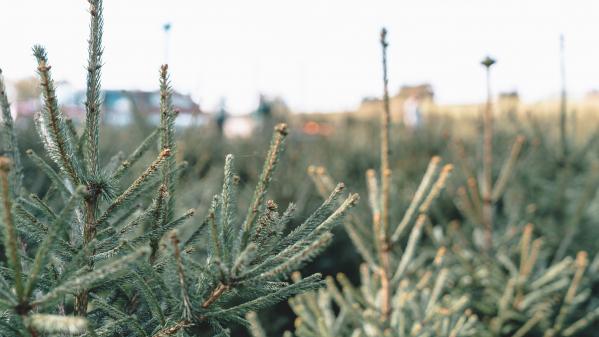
[302,121,333,136]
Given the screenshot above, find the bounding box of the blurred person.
[215,97,228,136]
[403,95,422,128]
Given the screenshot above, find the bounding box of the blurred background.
[2,0,599,114]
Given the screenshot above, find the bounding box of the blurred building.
[14,88,204,128]
[5,77,42,121]
[498,91,520,114]
[357,83,434,124]
[585,90,599,102]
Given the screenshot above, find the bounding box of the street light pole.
[163,23,172,65]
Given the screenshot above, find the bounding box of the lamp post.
[163,23,172,65]
[480,55,496,252]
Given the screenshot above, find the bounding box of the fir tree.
[246,28,476,337]
[443,54,599,337]
[0,0,358,335]
[245,27,599,337]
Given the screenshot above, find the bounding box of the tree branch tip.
[275,123,288,135]
[291,271,302,282]
[442,164,454,173]
[434,247,447,265]
[576,251,588,267]
[524,223,534,233]
[348,193,360,205]
[0,157,12,172]
[266,200,278,210]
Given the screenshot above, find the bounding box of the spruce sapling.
[246,28,474,337]
[0,0,360,335]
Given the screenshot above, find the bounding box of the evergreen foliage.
[247,28,475,337]
[244,28,599,337]
[444,49,599,337]
[3,2,599,337]
[0,1,357,335]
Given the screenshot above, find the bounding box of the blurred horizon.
[1,0,599,114]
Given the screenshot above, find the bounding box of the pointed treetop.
[32,45,48,63]
[481,56,496,68]
[380,27,388,48]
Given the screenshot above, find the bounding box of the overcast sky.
[1,0,599,113]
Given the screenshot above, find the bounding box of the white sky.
[1,0,599,113]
